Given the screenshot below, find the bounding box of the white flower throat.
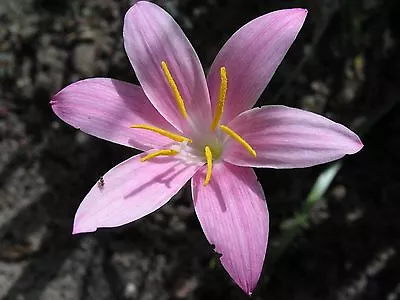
[130,61,256,185]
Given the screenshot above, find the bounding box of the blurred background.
[1,0,400,299]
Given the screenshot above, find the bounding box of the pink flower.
[51,1,363,295]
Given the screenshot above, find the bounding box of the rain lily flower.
[51,1,363,295]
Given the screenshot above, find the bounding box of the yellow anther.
[140,149,178,162]
[220,125,256,157]
[210,66,227,131]
[204,146,213,186]
[131,124,192,143]
[161,61,188,119]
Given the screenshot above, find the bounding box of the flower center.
[131,61,256,185]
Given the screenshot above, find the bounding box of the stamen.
[204,146,213,186]
[161,61,188,119]
[210,67,227,131]
[131,124,192,143]
[140,149,178,162]
[220,125,256,157]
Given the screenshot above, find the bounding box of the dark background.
[1,0,400,299]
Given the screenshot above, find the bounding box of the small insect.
[98,176,105,189]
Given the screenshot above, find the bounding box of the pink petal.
[207,9,307,123]
[73,153,202,234]
[223,105,363,168]
[192,162,269,295]
[51,78,179,151]
[123,1,211,133]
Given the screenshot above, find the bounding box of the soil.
[1,0,400,299]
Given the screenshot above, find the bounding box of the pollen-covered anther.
[131,124,192,143]
[203,145,213,186]
[161,61,188,119]
[140,149,178,162]
[220,125,256,157]
[210,66,227,131]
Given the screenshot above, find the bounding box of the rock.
[72,43,96,77]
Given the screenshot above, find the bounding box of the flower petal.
[192,162,268,295]
[73,153,202,234]
[51,78,179,151]
[223,106,363,168]
[123,1,211,133]
[207,9,307,123]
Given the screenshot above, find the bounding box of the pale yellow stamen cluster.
[130,61,256,186]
